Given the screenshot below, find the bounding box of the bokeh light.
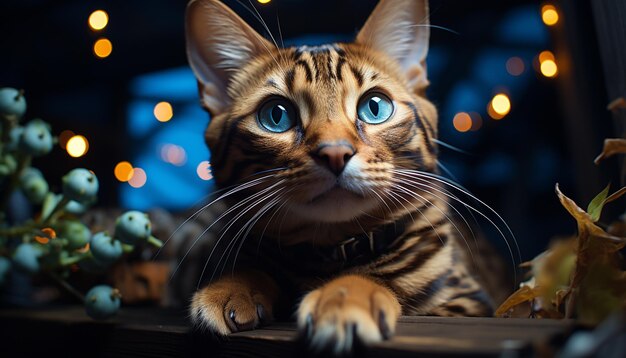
[114,161,134,182]
[58,130,75,149]
[160,144,187,166]
[540,59,558,78]
[93,38,112,58]
[66,135,89,157]
[538,51,558,78]
[128,167,147,188]
[506,57,525,76]
[154,101,173,122]
[257,0,272,4]
[197,161,213,181]
[541,5,559,26]
[469,112,483,131]
[538,50,555,62]
[453,112,472,133]
[88,10,109,31]
[488,94,511,119]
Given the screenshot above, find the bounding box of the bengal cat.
[184,0,496,353]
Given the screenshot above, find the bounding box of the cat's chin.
[291,187,378,223]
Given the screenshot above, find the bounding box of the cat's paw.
[297,275,401,355]
[190,272,277,335]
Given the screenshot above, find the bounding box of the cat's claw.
[190,272,278,335]
[297,275,401,355]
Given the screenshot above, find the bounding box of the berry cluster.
[0,88,162,320]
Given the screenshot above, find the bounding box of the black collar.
[283,214,412,266]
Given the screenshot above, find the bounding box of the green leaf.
[587,184,611,222]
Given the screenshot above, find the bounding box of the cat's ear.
[186,0,275,115]
[356,0,430,95]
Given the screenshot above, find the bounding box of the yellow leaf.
[495,285,542,317]
[594,138,626,165]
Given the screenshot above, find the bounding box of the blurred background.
[0,0,622,263]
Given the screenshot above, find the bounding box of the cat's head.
[186,0,438,225]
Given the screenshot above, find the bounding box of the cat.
[184,0,496,353]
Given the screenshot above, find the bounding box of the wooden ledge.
[0,306,570,357]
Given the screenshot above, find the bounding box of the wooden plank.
[0,306,570,357]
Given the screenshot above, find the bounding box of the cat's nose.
[313,143,355,175]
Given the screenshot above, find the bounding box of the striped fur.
[185,0,494,353]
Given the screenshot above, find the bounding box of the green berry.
[59,220,91,250]
[0,257,11,286]
[85,285,121,320]
[90,232,122,264]
[12,243,42,274]
[0,155,17,176]
[65,200,90,214]
[6,126,24,151]
[0,88,27,118]
[62,168,99,204]
[19,167,43,183]
[19,119,53,156]
[20,175,48,204]
[114,211,151,245]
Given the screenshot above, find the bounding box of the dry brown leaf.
[498,185,626,323]
[594,138,626,165]
[495,285,542,317]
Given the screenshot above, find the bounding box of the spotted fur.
[185,0,495,353]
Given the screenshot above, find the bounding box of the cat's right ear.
[186,0,275,115]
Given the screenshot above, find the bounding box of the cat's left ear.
[186,0,275,115]
[356,0,430,95]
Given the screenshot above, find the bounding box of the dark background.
[0,0,621,264]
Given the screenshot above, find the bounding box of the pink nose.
[313,144,355,175]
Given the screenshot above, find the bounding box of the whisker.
[217,191,285,280]
[229,187,297,277]
[393,169,520,287]
[170,179,285,283]
[246,0,280,49]
[432,138,471,155]
[196,182,287,288]
[255,184,302,256]
[393,175,479,253]
[391,184,476,266]
[155,173,280,259]
[408,24,460,35]
[367,186,394,221]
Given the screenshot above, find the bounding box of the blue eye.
[357,93,394,124]
[257,99,296,133]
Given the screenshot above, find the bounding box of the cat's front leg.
[297,274,401,354]
[190,270,279,334]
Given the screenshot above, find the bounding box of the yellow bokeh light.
[538,50,555,63]
[197,161,214,181]
[93,38,112,58]
[488,94,511,120]
[154,102,173,122]
[540,59,558,78]
[257,0,272,4]
[114,161,134,182]
[452,112,472,133]
[128,167,147,188]
[88,10,109,31]
[66,135,89,157]
[541,5,559,26]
